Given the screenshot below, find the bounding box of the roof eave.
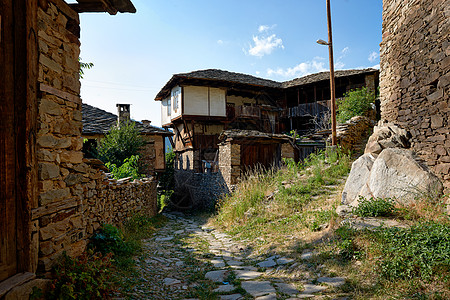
[70,0,136,15]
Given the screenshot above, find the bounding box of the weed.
[48,251,115,300]
[352,197,397,217]
[373,222,450,281]
[90,224,136,257]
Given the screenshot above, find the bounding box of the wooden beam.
[174,125,185,147]
[48,0,80,22]
[70,0,118,15]
[17,0,39,274]
[183,119,193,146]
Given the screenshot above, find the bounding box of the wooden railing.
[235,105,261,118]
[283,100,339,118]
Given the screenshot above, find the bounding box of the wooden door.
[240,143,280,173]
[0,0,18,282]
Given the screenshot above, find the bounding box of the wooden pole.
[326,0,337,146]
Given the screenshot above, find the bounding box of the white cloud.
[217,40,224,45]
[255,71,260,75]
[258,25,269,32]
[267,59,327,79]
[258,24,276,33]
[248,34,284,57]
[334,46,350,70]
[368,51,379,62]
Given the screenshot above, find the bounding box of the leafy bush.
[97,122,144,168]
[374,222,450,281]
[90,224,136,257]
[48,251,115,300]
[337,87,375,123]
[106,155,142,180]
[352,197,397,217]
[157,150,176,211]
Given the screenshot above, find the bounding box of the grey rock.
[277,257,294,265]
[360,148,443,205]
[213,284,235,293]
[211,258,226,268]
[317,276,346,287]
[257,259,276,268]
[220,294,243,300]
[235,270,263,280]
[163,278,181,285]
[275,282,300,295]
[301,284,327,294]
[241,281,276,297]
[300,251,313,260]
[155,236,174,241]
[255,294,277,300]
[205,270,228,282]
[341,153,375,205]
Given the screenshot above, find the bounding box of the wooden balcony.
[283,100,334,118]
[235,105,261,118]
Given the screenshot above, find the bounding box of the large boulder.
[364,122,411,155]
[341,148,443,207]
[341,153,376,205]
[360,148,443,205]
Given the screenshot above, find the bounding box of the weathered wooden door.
[0,0,18,282]
[240,143,280,173]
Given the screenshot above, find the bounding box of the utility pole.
[318,0,337,146]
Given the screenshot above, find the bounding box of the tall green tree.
[337,87,376,123]
[97,122,144,168]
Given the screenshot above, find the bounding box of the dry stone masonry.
[33,0,157,274]
[380,0,450,190]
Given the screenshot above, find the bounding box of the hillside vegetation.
[212,148,450,299]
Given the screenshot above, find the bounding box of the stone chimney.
[116,104,130,125]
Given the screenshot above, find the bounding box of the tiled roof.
[176,69,282,88]
[155,68,379,100]
[82,103,172,136]
[219,129,291,141]
[282,68,378,88]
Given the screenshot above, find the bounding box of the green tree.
[97,122,144,168]
[79,57,94,79]
[337,87,376,123]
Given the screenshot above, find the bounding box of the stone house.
[82,103,173,174]
[0,0,159,297]
[156,68,379,175]
[380,0,449,190]
[155,68,377,206]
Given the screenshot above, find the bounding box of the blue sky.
[79,0,382,126]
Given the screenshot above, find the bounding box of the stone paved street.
[123,212,349,299]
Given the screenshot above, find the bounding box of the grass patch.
[213,146,351,254]
[352,197,397,217]
[212,146,450,298]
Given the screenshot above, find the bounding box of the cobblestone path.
[124,212,348,299]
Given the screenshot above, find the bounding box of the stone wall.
[139,136,157,175]
[380,0,450,189]
[33,0,157,274]
[219,143,241,191]
[334,116,374,155]
[174,170,228,209]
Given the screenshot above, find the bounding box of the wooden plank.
[14,0,38,275]
[0,0,18,282]
[0,272,35,297]
[31,198,79,220]
[40,83,81,103]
